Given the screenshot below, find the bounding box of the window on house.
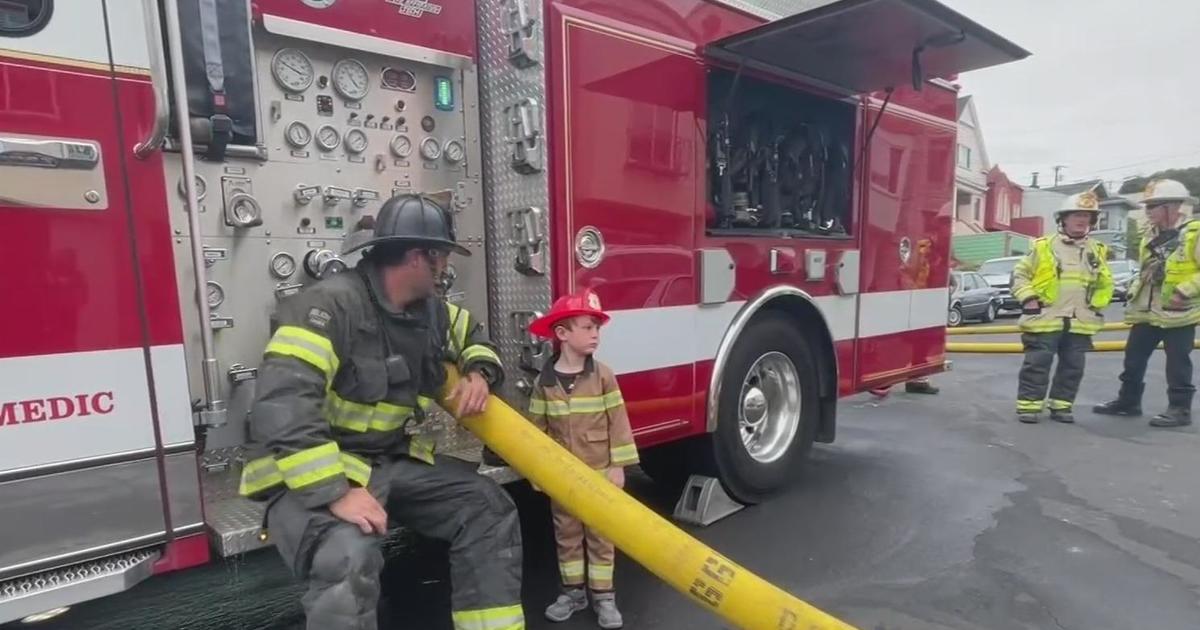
[974,198,982,221]
[957,144,971,169]
[628,103,688,176]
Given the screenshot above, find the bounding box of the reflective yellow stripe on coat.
[451,604,525,630]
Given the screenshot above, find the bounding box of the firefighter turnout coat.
[238,258,502,505]
[1012,234,1114,335]
[1126,218,1200,329]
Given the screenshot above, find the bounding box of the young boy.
[526,288,638,629]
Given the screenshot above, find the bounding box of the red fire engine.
[0,0,1027,622]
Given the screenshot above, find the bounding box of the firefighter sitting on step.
[238,192,525,630]
[1094,178,1200,427]
[526,288,638,630]
[1011,191,1114,424]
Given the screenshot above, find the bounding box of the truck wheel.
[709,313,818,504]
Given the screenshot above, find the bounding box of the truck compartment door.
[704,0,1030,94]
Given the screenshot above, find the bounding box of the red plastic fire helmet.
[529,288,610,339]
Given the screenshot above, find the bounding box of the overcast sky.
[936,0,1200,190]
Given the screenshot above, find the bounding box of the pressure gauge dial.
[285,121,312,148]
[390,134,412,158]
[331,58,370,101]
[205,281,225,308]
[419,137,442,161]
[270,252,297,279]
[344,128,368,154]
[315,125,341,152]
[443,139,465,164]
[270,48,315,93]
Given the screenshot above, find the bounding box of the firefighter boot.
[1093,383,1143,417]
[1050,409,1075,424]
[1018,413,1040,424]
[592,592,624,629]
[545,588,587,622]
[1149,408,1192,427]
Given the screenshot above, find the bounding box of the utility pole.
[1052,164,1066,187]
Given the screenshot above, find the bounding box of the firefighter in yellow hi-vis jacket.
[1011,191,1114,424]
[1094,178,1200,427]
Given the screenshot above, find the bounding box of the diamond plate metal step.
[0,549,159,625]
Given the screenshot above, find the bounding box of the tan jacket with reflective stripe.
[1011,234,1110,334]
[528,355,639,470]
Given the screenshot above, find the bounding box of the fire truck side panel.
[252,0,477,60]
[855,96,956,389]
[548,5,706,444]
[0,0,205,590]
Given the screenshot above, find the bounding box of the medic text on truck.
[0,0,1027,622]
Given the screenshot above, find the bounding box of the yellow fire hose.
[437,365,856,630]
[947,340,1200,353]
[947,322,1131,335]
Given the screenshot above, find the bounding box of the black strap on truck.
[197,0,233,161]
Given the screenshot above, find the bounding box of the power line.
[1074,148,1200,177]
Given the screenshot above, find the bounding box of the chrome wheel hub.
[738,351,801,463]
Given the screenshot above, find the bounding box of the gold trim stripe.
[0,47,150,77]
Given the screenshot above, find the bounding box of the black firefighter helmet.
[343,192,470,257]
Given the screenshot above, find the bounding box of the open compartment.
[706,67,857,236]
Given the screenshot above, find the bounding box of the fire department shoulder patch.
[307,307,333,330]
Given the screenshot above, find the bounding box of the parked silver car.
[949,270,1003,327]
[977,256,1023,312]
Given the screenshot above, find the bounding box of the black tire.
[981,301,997,323]
[948,304,964,327]
[706,313,819,504]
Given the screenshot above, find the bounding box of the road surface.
[16,314,1200,629]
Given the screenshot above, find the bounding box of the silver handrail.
[133,0,169,159]
[162,0,227,427]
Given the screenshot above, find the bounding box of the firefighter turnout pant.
[265,455,524,630]
[1118,323,1197,410]
[1016,327,1093,415]
[551,500,616,592]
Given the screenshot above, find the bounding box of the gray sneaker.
[592,592,624,629]
[544,588,587,622]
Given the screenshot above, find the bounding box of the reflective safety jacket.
[527,355,639,471]
[1126,219,1200,328]
[238,259,503,508]
[1012,234,1113,335]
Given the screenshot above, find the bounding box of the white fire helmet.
[1141,178,1197,206]
[1055,190,1101,224]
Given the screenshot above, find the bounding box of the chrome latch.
[510,310,547,373]
[504,0,539,69]
[505,98,544,174]
[222,177,262,228]
[508,206,547,276]
[227,363,258,383]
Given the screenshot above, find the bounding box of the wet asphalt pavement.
[17,311,1200,630]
